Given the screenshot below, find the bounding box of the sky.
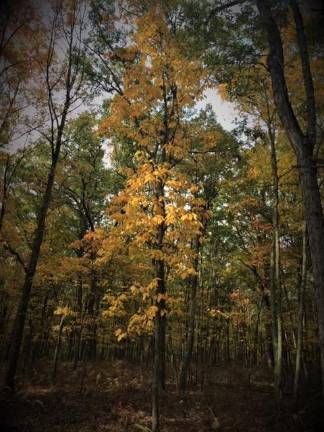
[198,88,237,131]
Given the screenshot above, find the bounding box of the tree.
[256,0,324,401]
[4,0,88,390]
[60,111,113,363]
[177,107,240,394]
[227,63,285,398]
[99,6,208,430]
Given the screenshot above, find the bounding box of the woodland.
[0,0,324,431]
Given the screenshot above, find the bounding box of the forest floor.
[0,361,323,432]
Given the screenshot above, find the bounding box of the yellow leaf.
[146,305,158,319]
[115,328,127,342]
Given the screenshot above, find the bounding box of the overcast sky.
[198,88,237,131]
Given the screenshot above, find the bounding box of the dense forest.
[1,0,324,431]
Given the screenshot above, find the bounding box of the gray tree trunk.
[268,125,282,401]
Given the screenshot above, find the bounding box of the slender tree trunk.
[159,313,166,390]
[293,223,308,400]
[0,154,9,233]
[269,125,282,401]
[246,265,274,367]
[178,237,199,395]
[254,298,263,365]
[152,314,161,432]
[152,179,166,432]
[152,259,165,432]
[73,277,83,370]
[84,270,98,360]
[52,315,65,384]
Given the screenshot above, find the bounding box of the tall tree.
[4,0,88,389]
[256,0,324,401]
[177,108,240,394]
[60,112,112,363]
[99,5,208,430]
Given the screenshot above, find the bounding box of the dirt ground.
[1,361,323,432]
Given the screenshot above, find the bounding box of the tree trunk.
[293,223,308,400]
[178,236,199,395]
[52,315,65,384]
[84,270,98,360]
[269,125,282,401]
[152,258,165,432]
[73,277,83,370]
[298,154,324,392]
[0,154,9,233]
[152,179,166,432]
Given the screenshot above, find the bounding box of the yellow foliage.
[218,83,228,101]
[54,306,74,317]
[146,305,158,319]
[98,4,211,341]
[115,328,127,342]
